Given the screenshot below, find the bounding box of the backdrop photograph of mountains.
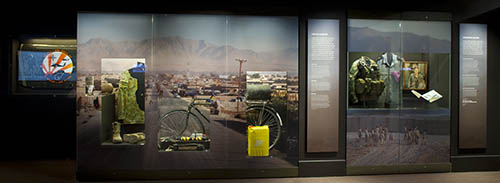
[348,19,451,53]
[78,36,298,74]
[77,13,299,170]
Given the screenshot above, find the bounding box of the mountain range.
[348,27,451,53]
[77,36,298,74]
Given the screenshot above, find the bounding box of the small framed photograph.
[402,61,428,90]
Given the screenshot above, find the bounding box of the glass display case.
[346,19,451,167]
[77,13,298,174]
[13,37,77,95]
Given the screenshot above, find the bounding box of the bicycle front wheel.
[246,106,282,150]
[158,110,205,139]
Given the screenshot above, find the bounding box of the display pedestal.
[101,94,115,143]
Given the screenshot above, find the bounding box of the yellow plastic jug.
[248,125,269,157]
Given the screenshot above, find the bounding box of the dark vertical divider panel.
[299,9,346,177]
[307,19,340,153]
[486,23,500,155]
[459,24,487,149]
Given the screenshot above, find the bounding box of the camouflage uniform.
[116,70,145,124]
[349,56,385,105]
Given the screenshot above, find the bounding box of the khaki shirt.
[375,52,404,108]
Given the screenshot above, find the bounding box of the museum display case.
[346,18,451,171]
[12,37,77,95]
[76,13,299,177]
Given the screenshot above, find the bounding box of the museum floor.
[1,159,500,183]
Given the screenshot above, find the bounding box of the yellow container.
[248,125,269,157]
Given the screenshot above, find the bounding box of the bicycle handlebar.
[191,97,216,106]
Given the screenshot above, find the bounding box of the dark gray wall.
[453,0,500,21]
[486,23,500,155]
[452,8,500,171]
[1,8,77,160]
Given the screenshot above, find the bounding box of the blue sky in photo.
[78,13,153,44]
[78,13,298,52]
[156,14,298,52]
[226,16,298,52]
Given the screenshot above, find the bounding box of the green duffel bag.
[246,84,272,101]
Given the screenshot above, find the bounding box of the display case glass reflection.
[77,13,299,172]
[346,19,451,168]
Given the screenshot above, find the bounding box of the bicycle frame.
[184,98,212,125]
[180,97,283,131]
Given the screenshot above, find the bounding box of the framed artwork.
[402,61,428,90]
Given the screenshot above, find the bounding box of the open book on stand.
[411,89,443,103]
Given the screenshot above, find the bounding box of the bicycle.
[158,96,283,150]
[157,97,211,150]
[245,100,283,150]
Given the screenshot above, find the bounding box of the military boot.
[123,132,145,144]
[112,122,123,143]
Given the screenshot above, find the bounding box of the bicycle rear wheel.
[158,110,205,145]
[246,106,282,150]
